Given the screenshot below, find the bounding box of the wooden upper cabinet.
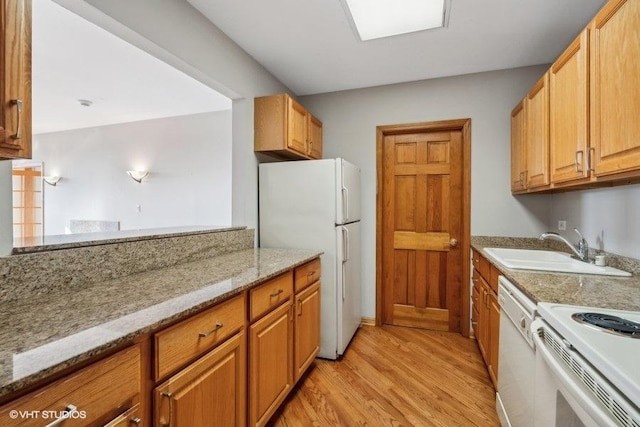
[286,97,308,155]
[550,29,590,185]
[525,73,550,189]
[308,113,323,159]
[590,0,640,178]
[255,93,323,160]
[0,0,32,160]
[510,99,527,193]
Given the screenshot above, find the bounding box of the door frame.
[375,119,472,337]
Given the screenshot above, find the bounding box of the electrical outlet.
[558,220,567,231]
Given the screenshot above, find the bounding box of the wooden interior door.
[379,120,468,333]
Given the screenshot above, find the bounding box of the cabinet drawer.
[0,345,140,427]
[489,264,500,293]
[104,403,141,427]
[471,276,480,306]
[250,272,293,321]
[294,258,321,292]
[155,294,245,380]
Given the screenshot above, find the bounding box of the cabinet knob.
[130,417,142,426]
[449,238,458,247]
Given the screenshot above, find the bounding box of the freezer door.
[336,158,361,224]
[336,221,361,355]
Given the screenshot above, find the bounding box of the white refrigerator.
[259,158,361,360]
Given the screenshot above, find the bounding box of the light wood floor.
[269,325,500,426]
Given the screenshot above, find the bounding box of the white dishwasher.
[496,276,537,427]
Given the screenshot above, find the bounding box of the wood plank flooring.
[269,325,499,426]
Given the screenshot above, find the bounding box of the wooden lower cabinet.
[249,301,293,427]
[0,345,141,427]
[154,331,246,427]
[471,250,500,388]
[294,281,321,382]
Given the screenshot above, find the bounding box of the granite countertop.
[0,247,321,399]
[12,225,245,254]
[471,237,640,311]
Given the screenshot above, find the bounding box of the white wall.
[301,65,553,317]
[73,0,291,230]
[0,0,290,254]
[548,185,640,260]
[33,111,232,235]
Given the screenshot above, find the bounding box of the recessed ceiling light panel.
[342,0,450,41]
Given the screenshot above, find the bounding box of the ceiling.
[33,0,231,134]
[187,0,607,96]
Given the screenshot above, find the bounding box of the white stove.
[534,302,640,427]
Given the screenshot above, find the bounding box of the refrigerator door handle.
[342,262,347,301]
[342,186,349,223]
[342,226,349,262]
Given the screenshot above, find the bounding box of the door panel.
[382,128,463,332]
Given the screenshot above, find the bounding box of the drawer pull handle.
[199,322,223,338]
[130,417,143,426]
[44,404,77,427]
[10,99,23,140]
[270,288,284,298]
[297,298,303,316]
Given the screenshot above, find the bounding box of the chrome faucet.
[539,228,590,262]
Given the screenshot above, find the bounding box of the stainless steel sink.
[483,247,631,277]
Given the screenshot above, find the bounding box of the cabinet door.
[286,97,308,155]
[550,29,589,184]
[590,0,640,177]
[0,0,31,159]
[249,301,293,427]
[488,292,500,386]
[294,281,320,383]
[476,277,489,363]
[307,113,323,159]
[510,100,527,192]
[526,73,550,189]
[155,331,246,427]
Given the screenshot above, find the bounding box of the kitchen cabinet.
[307,113,323,160]
[292,259,320,383]
[248,259,321,427]
[510,99,527,193]
[471,250,499,387]
[525,73,550,189]
[549,29,590,185]
[590,0,640,179]
[155,331,246,427]
[254,93,323,160]
[0,345,141,427]
[512,0,640,192]
[0,0,32,160]
[154,294,245,381]
[249,294,293,427]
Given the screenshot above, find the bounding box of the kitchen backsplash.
[0,228,255,302]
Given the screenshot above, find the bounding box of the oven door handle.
[531,321,626,426]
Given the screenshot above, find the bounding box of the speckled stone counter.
[0,247,321,399]
[471,236,640,311]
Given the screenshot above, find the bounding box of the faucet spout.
[539,228,590,262]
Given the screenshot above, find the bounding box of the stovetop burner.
[572,312,640,338]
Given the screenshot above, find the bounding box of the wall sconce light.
[127,170,149,183]
[43,176,61,186]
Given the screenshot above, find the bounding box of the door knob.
[449,238,458,247]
